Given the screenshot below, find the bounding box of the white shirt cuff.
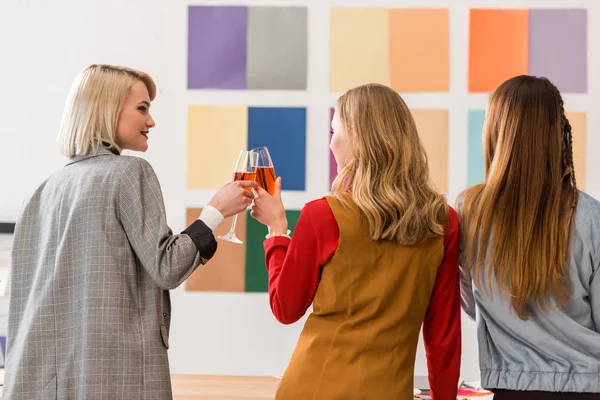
[198,205,224,232]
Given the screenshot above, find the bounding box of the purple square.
[188,6,247,89]
[529,9,587,93]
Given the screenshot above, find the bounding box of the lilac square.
[529,9,587,93]
[188,6,247,89]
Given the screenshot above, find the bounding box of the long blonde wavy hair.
[460,75,577,319]
[331,83,447,245]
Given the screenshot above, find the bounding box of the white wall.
[1,0,599,383]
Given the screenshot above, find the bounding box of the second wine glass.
[251,147,276,195]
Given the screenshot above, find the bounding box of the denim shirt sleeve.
[459,242,477,321]
[456,194,477,321]
[591,246,600,333]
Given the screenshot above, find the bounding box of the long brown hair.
[460,75,578,319]
[332,83,447,245]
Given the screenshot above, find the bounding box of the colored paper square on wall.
[411,110,449,193]
[188,6,247,89]
[469,9,529,92]
[245,210,301,292]
[184,208,246,292]
[330,8,390,92]
[565,112,587,190]
[248,107,307,191]
[529,10,587,93]
[247,7,308,90]
[467,110,486,186]
[389,9,449,92]
[187,106,248,189]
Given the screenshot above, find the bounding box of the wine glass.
[218,150,255,244]
[251,147,276,195]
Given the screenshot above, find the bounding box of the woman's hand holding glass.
[208,180,257,218]
[251,176,288,237]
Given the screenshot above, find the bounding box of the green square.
[245,209,301,292]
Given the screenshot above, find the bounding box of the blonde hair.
[459,75,577,319]
[58,64,156,157]
[332,83,447,245]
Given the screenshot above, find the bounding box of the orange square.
[184,208,246,292]
[565,112,587,191]
[411,109,449,193]
[469,9,529,92]
[389,9,449,92]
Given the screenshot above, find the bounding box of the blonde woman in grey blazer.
[5,64,257,399]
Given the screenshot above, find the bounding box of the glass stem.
[228,214,238,234]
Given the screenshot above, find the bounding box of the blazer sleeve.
[117,157,215,290]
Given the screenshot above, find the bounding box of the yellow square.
[187,106,248,189]
[329,8,390,92]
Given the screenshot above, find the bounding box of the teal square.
[468,110,486,186]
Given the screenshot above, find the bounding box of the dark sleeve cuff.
[182,219,218,261]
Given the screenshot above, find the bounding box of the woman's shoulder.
[299,197,340,227]
[108,155,156,178]
[73,151,154,175]
[302,197,334,216]
[576,190,600,211]
[86,155,160,191]
[114,154,152,168]
[574,190,600,228]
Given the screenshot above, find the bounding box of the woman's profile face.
[115,81,155,152]
[330,108,352,173]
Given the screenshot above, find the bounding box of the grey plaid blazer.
[5,145,217,399]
